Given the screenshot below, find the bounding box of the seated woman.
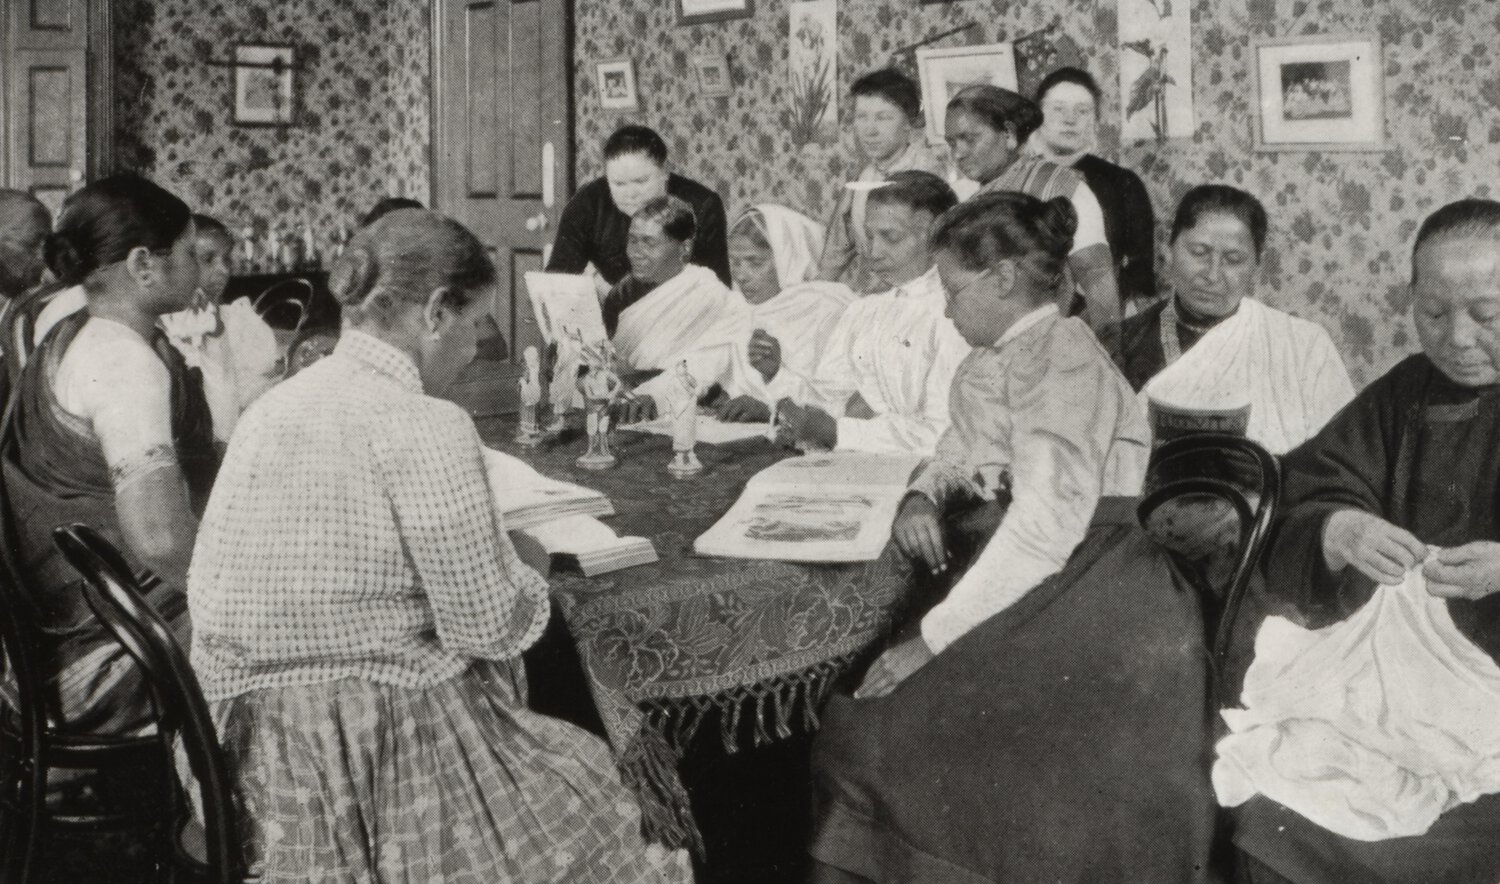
[159,214,280,443]
[817,68,946,293]
[1030,67,1158,304]
[606,194,750,413]
[944,84,1121,334]
[808,194,1214,884]
[775,171,968,455]
[1113,185,1354,454]
[0,175,215,734]
[716,203,856,422]
[1228,200,1500,884]
[188,208,687,882]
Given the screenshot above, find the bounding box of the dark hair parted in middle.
[931,191,1078,298]
[946,84,1045,144]
[1034,66,1104,110]
[329,208,497,324]
[45,174,193,288]
[1170,184,1269,259]
[850,68,923,125]
[633,194,697,243]
[866,170,960,219]
[604,125,669,165]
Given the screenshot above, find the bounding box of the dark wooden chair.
[52,524,241,884]
[1136,432,1281,702]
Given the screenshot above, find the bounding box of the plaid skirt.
[212,659,690,883]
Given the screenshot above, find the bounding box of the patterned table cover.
[475,417,917,848]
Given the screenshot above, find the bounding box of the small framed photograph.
[233,44,296,127]
[915,43,1018,144]
[596,58,639,112]
[693,53,732,98]
[1252,34,1386,151]
[678,0,754,26]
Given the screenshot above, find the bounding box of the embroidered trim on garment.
[109,444,178,491]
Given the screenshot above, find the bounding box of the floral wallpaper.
[112,0,431,251]
[573,0,1500,389]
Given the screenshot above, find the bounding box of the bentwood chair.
[1135,432,1281,703]
[52,524,242,884]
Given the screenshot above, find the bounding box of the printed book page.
[522,271,608,346]
[694,451,924,562]
[483,448,613,530]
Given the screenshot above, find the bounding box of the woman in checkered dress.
[187,208,689,882]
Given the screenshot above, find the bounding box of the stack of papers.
[694,451,924,562]
[483,448,614,531]
[620,411,772,445]
[518,514,658,577]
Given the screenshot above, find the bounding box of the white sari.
[727,204,855,402]
[1141,296,1355,454]
[613,264,751,402]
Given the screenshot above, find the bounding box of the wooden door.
[1,0,111,215]
[434,0,571,416]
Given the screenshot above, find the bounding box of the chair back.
[1136,433,1280,700]
[52,524,241,883]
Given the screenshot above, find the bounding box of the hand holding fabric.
[1424,541,1500,600]
[893,492,947,575]
[748,329,782,382]
[1322,509,1427,585]
[854,636,935,699]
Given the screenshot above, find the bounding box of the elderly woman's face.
[945,109,1014,185]
[728,232,780,304]
[626,216,688,284]
[1168,212,1258,320]
[420,291,489,395]
[853,95,911,166]
[1037,82,1097,158]
[1413,237,1500,387]
[606,152,669,218]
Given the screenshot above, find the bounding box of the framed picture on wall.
[596,58,640,112]
[693,53,733,98]
[1252,34,1386,151]
[915,43,1018,144]
[678,0,754,26]
[233,44,296,126]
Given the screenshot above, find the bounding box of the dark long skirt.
[809,497,1216,883]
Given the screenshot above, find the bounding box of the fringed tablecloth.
[478,419,918,850]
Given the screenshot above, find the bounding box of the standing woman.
[0,175,214,734]
[944,84,1122,334]
[817,69,946,293]
[189,209,686,882]
[1032,67,1158,305]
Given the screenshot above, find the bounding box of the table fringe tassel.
[621,654,857,852]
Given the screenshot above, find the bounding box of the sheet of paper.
[694,451,924,562]
[620,411,771,445]
[522,271,608,346]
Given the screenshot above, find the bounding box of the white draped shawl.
[751,204,824,289]
[613,264,751,401]
[728,280,856,402]
[1141,297,1355,454]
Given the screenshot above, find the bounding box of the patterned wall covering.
[573,0,1500,388]
[112,0,432,248]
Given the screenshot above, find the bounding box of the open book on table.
[483,447,614,531]
[694,451,925,562]
[513,514,658,578]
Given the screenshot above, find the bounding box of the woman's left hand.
[1424,542,1500,599]
[776,401,837,450]
[855,637,935,699]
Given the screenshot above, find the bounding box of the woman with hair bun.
[808,193,1218,884]
[189,208,688,882]
[0,174,213,734]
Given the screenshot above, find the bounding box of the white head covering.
[735,204,825,290]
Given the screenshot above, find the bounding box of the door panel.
[436,0,570,417]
